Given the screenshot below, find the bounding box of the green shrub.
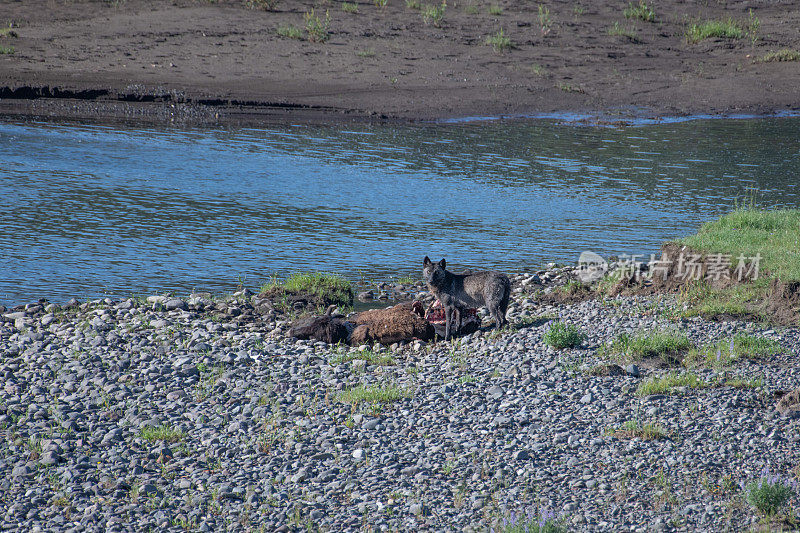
[304,8,331,42]
[486,29,512,52]
[543,322,586,349]
[422,2,446,27]
[277,25,304,39]
[744,469,797,517]
[623,0,655,22]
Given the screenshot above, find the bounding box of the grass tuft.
[341,2,359,13]
[277,25,304,39]
[636,371,708,396]
[608,21,638,40]
[623,1,655,22]
[485,29,512,52]
[0,45,14,54]
[304,9,331,43]
[600,331,692,363]
[757,49,800,63]
[606,419,668,440]
[488,4,503,16]
[685,18,744,44]
[336,384,412,406]
[140,425,185,443]
[683,334,782,368]
[330,348,396,366]
[422,2,446,27]
[543,322,586,350]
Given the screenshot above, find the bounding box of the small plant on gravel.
[374,0,388,8]
[396,274,416,284]
[464,4,479,15]
[743,468,798,517]
[140,425,185,443]
[608,21,638,41]
[486,29,512,52]
[422,2,446,27]
[606,419,668,440]
[406,0,422,9]
[623,0,654,22]
[336,383,412,407]
[0,23,18,38]
[488,4,503,15]
[496,507,564,532]
[636,371,708,396]
[330,348,395,366]
[356,48,376,57]
[277,25,304,40]
[341,2,358,13]
[685,18,744,44]
[304,9,331,43]
[542,322,585,349]
[537,5,552,36]
[757,49,800,63]
[556,82,585,93]
[601,330,692,363]
[245,0,279,10]
[684,334,781,368]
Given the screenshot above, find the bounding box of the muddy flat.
[0,0,798,123]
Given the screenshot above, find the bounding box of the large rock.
[287,314,350,345]
[776,387,800,418]
[349,302,435,345]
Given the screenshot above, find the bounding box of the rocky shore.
[1,267,798,532]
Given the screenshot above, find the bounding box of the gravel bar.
[1,270,798,532]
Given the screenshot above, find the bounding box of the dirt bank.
[1,0,799,124]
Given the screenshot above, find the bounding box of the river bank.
[1,0,799,125]
[1,264,798,531]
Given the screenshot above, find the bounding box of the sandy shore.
[1,0,799,125]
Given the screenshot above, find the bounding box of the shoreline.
[1,84,799,128]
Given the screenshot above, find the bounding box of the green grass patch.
[485,29,512,52]
[0,24,18,38]
[543,322,586,350]
[684,334,781,368]
[608,21,638,40]
[685,18,744,43]
[600,330,693,363]
[356,48,375,57]
[623,1,655,22]
[488,4,503,16]
[422,2,446,27]
[336,384,412,407]
[341,2,358,13]
[0,45,14,54]
[464,4,479,15]
[636,371,708,396]
[680,208,800,281]
[724,376,763,389]
[140,425,185,443]
[757,49,800,63]
[606,419,668,440]
[406,0,422,9]
[245,0,279,10]
[262,271,353,308]
[330,349,395,366]
[277,25,304,39]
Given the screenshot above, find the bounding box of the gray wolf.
[422,256,510,340]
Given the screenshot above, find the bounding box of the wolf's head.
[422,256,447,286]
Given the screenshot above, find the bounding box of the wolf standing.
[422,256,511,340]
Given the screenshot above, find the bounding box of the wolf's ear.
[439,258,446,269]
[423,256,431,266]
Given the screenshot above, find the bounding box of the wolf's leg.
[453,307,461,336]
[444,305,452,341]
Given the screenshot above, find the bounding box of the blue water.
[1,117,798,305]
